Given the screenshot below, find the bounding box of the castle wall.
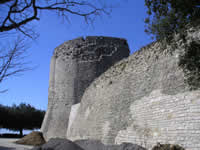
[41,36,130,140]
[67,28,200,150]
[41,57,78,139]
[40,55,56,138]
[67,103,81,137]
[115,90,200,150]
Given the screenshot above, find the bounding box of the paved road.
[0,138,33,150]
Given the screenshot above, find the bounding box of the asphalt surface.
[0,138,33,150]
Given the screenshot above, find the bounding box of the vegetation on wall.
[179,41,200,90]
[144,0,200,89]
[144,0,200,41]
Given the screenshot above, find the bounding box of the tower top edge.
[55,36,128,50]
[53,36,130,60]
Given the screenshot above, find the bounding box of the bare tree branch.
[0,36,31,85]
[0,0,13,4]
[0,89,8,93]
[0,0,110,36]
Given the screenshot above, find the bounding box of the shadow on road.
[0,146,15,150]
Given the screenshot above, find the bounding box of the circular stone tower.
[41,36,130,140]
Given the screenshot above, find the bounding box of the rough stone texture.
[115,90,200,150]
[67,27,200,150]
[41,36,130,140]
[75,139,146,150]
[31,139,146,150]
[31,138,84,150]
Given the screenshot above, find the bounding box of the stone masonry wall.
[67,27,200,150]
[41,36,130,140]
[115,90,200,150]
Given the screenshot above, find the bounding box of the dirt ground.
[0,138,33,150]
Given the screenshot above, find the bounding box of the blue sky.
[0,0,153,111]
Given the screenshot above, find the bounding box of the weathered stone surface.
[31,138,84,150]
[67,103,81,137]
[75,140,146,150]
[31,139,146,150]
[67,27,200,150]
[41,36,130,140]
[75,139,106,150]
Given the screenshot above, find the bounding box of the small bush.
[152,143,185,150]
[179,41,200,90]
